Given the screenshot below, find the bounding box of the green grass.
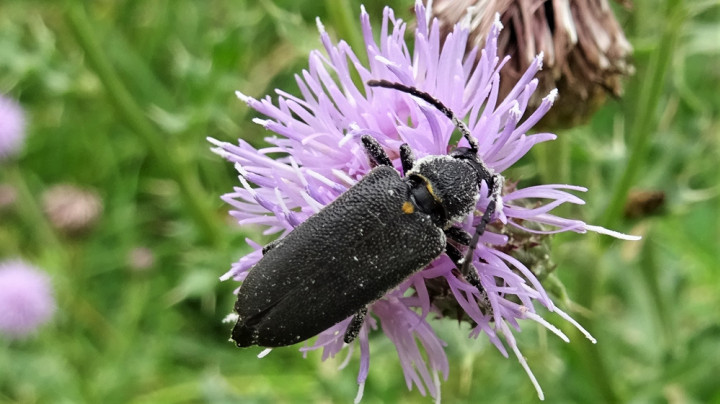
[1,0,719,403]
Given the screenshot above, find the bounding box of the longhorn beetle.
[232,80,504,348]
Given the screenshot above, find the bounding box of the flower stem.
[64,3,221,246]
[639,235,676,348]
[7,164,62,253]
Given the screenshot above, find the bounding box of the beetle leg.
[445,243,482,291]
[360,135,392,167]
[261,238,282,255]
[399,143,415,175]
[460,172,504,279]
[445,226,472,246]
[445,243,493,315]
[343,306,368,344]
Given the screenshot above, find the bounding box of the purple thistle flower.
[0,94,26,161]
[0,259,55,338]
[210,2,638,401]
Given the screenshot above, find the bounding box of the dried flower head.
[42,184,103,236]
[211,2,637,401]
[624,189,665,218]
[0,94,26,161]
[0,259,56,338]
[128,247,155,272]
[428,0,633,128]
[0,184,18,212]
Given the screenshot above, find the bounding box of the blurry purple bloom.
[0,259,55,338]
[0,94,26,161]
[211,2,638,401]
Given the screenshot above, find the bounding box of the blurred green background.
[1,0,718,403]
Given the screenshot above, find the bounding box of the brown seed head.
[428,0,633,128]
[42,184,102,235]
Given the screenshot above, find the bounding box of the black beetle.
[231,80,504,348]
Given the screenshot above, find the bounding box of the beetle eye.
[408,176,447,223]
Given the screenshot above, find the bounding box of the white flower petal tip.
[251,118,270,128]
[315,17,325,34]
[554,307,597,344]
[257,348,273,358]
[222,313,239,323]
[233,163,249,177]
[506,329,545,401]
[353,382,365,404]
[535,52,545,70]
[545,89,559,103]
[422,1,432,27]
[206,137,224,147]
[235,90,250,103]
[459,9,473,30]
[210,147,231,159]
[509,102,522,119]
[433,371,442,404]
[374,55,400,68]
[493,12,503,30]
[523,310,570,343]
[585,225,642,240]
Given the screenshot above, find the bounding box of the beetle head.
[407,155,480,227]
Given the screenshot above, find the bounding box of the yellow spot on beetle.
[402,201,414,214]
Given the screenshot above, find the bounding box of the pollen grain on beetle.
[210,1,638,401]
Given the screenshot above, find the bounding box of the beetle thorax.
[406,155,480,226]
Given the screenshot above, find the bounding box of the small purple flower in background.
[210,2,638,401]
[0,259,56,339]
[0,94,26,161]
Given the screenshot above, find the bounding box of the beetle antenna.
[367,80,479,153]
